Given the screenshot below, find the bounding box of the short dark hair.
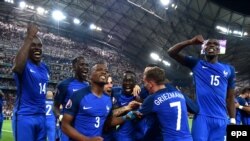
[72,56,85,66]
[144,67,165,85]
[241,87,250,94]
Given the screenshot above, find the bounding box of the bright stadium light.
[52,10,66,21]
[244,32,248,36]
[73,18,80,24]
[96,27,102,31]
[189,72,193,76]
[5,0,14,4]
[160,0,170,6]
[37,7,45,15]
[19,1,26,9]
[90,23,97,30]
[150,53,160,61]
[162,60,171,66]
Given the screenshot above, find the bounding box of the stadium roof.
[0,0,249,86]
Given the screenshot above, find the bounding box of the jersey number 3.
[95,116,100,128]
[170,101,181,131]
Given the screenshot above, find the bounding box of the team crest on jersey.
[223,70,228,77]
[65,99,72,109]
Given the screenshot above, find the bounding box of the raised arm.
[12,24,38,74]
[167,35,204,66]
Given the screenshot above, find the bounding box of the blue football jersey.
[14,59,49,115]
[114,92,135,139]
[235,98,242,125]
[55,78,89,113]
[46,99,55,120]
[64,86,112,137]
[185,57,235,119]
[237,97,250,125]
[139,88,192,141]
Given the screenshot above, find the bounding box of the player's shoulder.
[58,77,75,87]
[73,86,91,97]
[218,61,234,68]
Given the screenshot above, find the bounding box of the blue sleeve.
[237,97,246,106]
[54,82,68,104]
[64,91,82,116]
[139,95,154,115]
[184,56,199,69]
[182,93,199,114]
[228,65,236,89]
[139,87,149,100]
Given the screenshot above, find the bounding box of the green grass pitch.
[0,119,193,141]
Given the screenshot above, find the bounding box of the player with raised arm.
[46,91,56,141]
[138,67,192,141]
[54,56,89,141]
[168,35,236,141]
[12,24,49,141]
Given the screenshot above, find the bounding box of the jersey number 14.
[39,83,46,94]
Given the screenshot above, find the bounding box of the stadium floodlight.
[150,53,160,61]
[96,27,102,31]
[5,0,14,4]
[244,32,248,36]
[73,18,80,24]
[37,7,45,15]
[171,4,175,7]
[175,5,178,9]
[189,72,193,76]
[162,60,171,66]
[90,23,97,30]
[19,1,26,9]
[52,10,66,21]
[160,0,170,6]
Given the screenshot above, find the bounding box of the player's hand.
[235,103,240,108]
[27,24,38,38]
[190,35,204,45]
[126,101,141,110]
[132,85,141,97]
[133,111,143,119]
[87,136,103,141]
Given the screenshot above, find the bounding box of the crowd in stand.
[0,20,144,119]
[0,21,142,85]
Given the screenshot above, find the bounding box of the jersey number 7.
[170,101,181,131]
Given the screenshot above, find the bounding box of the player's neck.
[91,84,104,97]
[75,75,85,82]
[152,84,166,93]
[205,56,218,64]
